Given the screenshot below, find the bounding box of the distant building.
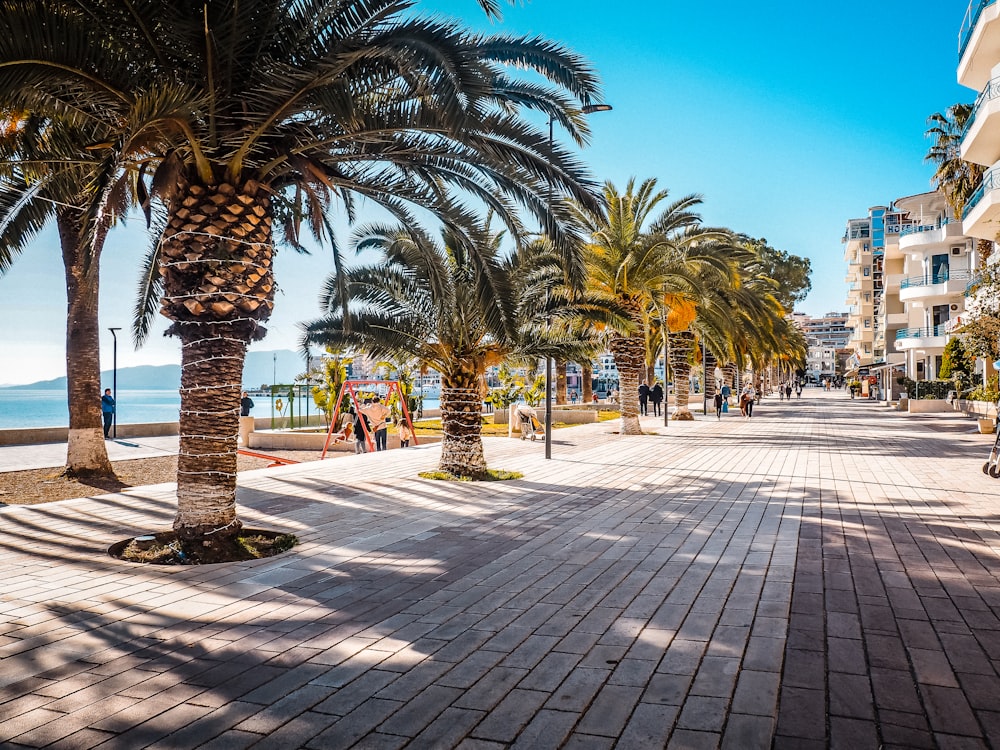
[791,312,851,383]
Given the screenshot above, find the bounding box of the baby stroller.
[984,400,1000,478]
[515,404,544,441]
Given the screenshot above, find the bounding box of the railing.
[898,218,953,238]
[895,325,949,340]
[964,169,1000,218]
[960,0,997,61]
[900,269,973,289]
[965,77,1000,138]
[966,273,983,296]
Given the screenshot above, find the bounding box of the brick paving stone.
[720,714,774,750]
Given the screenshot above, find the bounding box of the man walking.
[638,381,650,416]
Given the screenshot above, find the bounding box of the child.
[397,421,413,448]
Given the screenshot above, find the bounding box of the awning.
[868,354,906,372]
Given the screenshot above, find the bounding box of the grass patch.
[419,468,523,482]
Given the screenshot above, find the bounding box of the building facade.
[791,312,852,383]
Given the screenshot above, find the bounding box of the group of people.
[637,381,665,416]
[345,396,413,453]
[777,381,803,401]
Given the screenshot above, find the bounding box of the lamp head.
[582,103,612,114]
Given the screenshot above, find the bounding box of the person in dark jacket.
[650,382,663,417]
[240,391,254,417]
[638,381,650,416]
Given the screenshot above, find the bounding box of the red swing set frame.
[321,379,418,458]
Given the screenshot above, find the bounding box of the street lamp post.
[544,102,612,460]
[108,327,121,438]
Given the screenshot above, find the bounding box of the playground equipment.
[321,380,418,458]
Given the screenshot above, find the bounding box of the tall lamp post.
[108,327,121,438]
[544,102,612,459]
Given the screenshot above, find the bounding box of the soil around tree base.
[109,529,298,565]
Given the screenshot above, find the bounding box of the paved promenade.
[1,390,999,748]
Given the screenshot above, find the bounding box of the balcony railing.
[960,0,997,60]
[895,325,949,340]
[898,218,953,238]
[965,169,1000,218]
[899,269,973,289]
[966,273,983,296]
[965,77,1000,138]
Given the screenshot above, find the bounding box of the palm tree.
[926,104,982,220]
[573,179,735,434]
[0,114,132,478]
[302,222,606,478]
[1,0,602,554]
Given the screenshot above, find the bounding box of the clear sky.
[0,0,973,385]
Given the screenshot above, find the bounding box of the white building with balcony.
[960,1,1000,242]
[892,191,976,380]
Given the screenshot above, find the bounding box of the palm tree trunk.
[555,360,567,405]
[57,210,113,477]
[581,361,593,404]
[439,359,488,478]
[161,180,274,554]
[610,331,644,435]
[670,330,695,420]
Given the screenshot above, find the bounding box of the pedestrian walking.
[741,384,755,419]
[638,381,650,416]
[650,382,663,417]
[785,383,792,401]
[101,388,115,438]
[714,391,723,420]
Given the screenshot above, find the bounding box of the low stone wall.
[955,400,998,419]
[907,399,953,414]
[0,421,182,447]
[249,429,441,452]
[493,407,599,425]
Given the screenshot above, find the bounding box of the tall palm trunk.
[57,210,113,477]
[581,361,593,404]
[703,349,717,399]
[160,180,274,553]
[556,360,567,405]
[439,358,488,478]
[670,329,695,420]
[610,300,646,435]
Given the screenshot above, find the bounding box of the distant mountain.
[2,349,309,390]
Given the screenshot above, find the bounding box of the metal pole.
[108,327,120,438]
[545,115,553,459]
[663,323,669,428]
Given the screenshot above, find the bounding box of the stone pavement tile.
[741,635,784,673]
[780,648,824,690]
[878,709,934,749]
[453,666,530,712]
[305,697,404,750]
[957,671,1000,710]
[774,686,825,741]
[574,684,643,738]
[730,669,779,717]
[543,666,610,713]
[921,685,983,738]
[467,688,549,744]
[828,672,875,720]
[405,706,485,750]
[871,667,924,714]
[192,728,262,749]
[233,684,336,735]
[376,684,464,738]
[143,700,261,750]
[8,695,136,747]
[643,672,693,706]
[1,708,66,744]
[909,647,961,688]
[865,633,909,670]
[675,695,728,733]
[240,710,339,750]
[932,735,990,750]
[454,740,506,750]
[689,656,739,699]
[720,714,773,750]
[666,728,721,749]
[44,727,117,749]
[658,638,707,675]
[615,701,677,748]
[829,717,878,749]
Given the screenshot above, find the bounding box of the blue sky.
[0,0,972,384]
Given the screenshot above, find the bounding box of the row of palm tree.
[300,177,808,474]
[0,1,808,556]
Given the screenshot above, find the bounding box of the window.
[864,319,871,328]
[864,266,871,277]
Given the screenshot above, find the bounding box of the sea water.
[0,389,441,429]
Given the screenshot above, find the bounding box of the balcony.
[959,0,1000,90]
[963,77,1000,166]
[962,169,1000,239]
[898,269,973,302]
[893,325,949,351]
[899,219,963,253]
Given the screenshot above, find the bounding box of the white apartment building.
[790,312,852,382]
[891,191,976,381]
